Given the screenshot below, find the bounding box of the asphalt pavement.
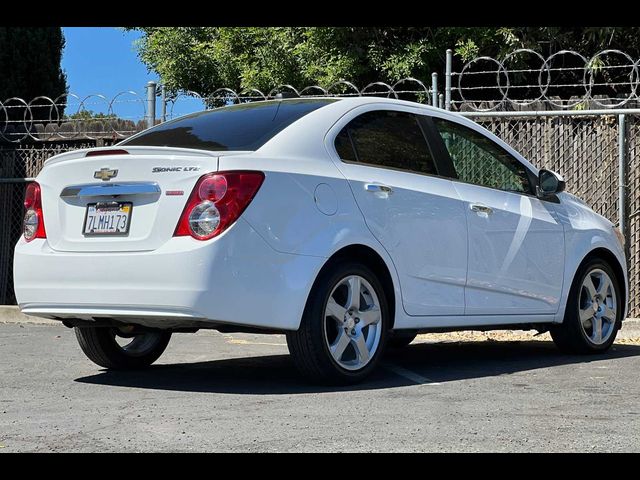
[1,321,639,452]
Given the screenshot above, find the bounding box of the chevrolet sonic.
[13,97,628,384]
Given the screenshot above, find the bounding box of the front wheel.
[550,258,622,354]
[286,261,390,385]
[75,327,172,370]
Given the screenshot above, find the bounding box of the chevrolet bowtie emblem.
[94,168,118,181]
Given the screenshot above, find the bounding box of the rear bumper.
[13,218,325,331]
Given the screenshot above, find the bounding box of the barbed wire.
[453,48,640,111]
[0,91,148,143]
[163,78,433,119]
[4,47,640,142]
[0,80,435,143]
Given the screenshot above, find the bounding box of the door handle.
[470,203,493,215]
[365,183,393,194]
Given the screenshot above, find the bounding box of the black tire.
[550,258,622,354]
[388,331,417,349]
[74,327,172,370]
[286,261,390,385]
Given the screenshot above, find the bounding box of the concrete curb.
[620,318,640,337]
[0,306,61,325]
[1,305,639,336]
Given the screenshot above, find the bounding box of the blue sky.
[61,27,158,122]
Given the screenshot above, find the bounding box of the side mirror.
[537,169,566,198]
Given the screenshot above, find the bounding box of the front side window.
[433,118,531,193]
[334,110,437,176]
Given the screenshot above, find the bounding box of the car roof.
[255,96,538,175]
[256,95,444,112]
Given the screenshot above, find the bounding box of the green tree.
[128,27,640,95]
[64,110,116,120]
[0,27,67,103]
[128,27,509,94]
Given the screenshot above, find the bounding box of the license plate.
[83,202,132,236]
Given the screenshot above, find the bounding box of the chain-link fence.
[0,179,24,304]
[626,117,640,316]
[2,48,640,315]
[1,113,637,315]
[446,48,639,316]
[472,114,621,221]
[0,140,115,303]
[463,112,640,315]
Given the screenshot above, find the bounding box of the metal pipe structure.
[146,81,156,129]
[619,114,627,235]
[445,49,452,110]
[160,84,167,123]
[458,108,640,117]
[431,73,438,108]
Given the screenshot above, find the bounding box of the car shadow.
[74,340,640,395]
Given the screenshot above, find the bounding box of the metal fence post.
[431,73,438,108]
[438,94,444,109]
[160,84,167,123]
[146,81,156,129]
[618,114,627,236]
[445,48,452,110]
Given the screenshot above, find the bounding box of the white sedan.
[13,97,628,384]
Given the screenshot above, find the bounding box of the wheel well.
[321,244,397,329]
[579,247,627,309]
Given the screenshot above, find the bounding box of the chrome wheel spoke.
[579,307,594,325]
[359,306,381,327]
[353,334,370,364]
[596,275,611,297]
[326,297,347,322]
[346,276,361,310]
[603,305,616,322]
[583,275,597,299]
[330,331,350,360]
[592,316,603,343]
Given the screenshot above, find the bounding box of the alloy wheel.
[323,275,383,371]
[578,268,617,345]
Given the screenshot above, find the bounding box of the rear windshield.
[120,98,337,152]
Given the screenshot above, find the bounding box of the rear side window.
[334,110,437,176]
[334,128,357,162]
[121,99,337,152]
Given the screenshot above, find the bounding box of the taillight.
[174,171,264,240]
[23,182,46,242]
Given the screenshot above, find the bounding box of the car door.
[429,115,565,315]
[327,106,468,316]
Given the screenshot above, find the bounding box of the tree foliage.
[0,27,67,102]
[128,27,640,95]
[64,110,116,120]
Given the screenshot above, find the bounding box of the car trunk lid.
[37,146,246,252]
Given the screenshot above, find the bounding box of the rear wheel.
[286,261,389,385]
[74,327,172,369]
[550,258,621,354]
